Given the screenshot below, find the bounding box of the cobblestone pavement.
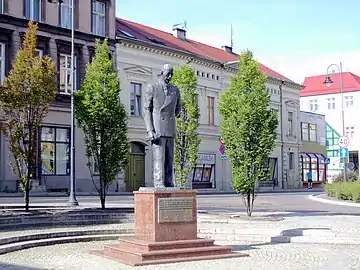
[0,240,359,270]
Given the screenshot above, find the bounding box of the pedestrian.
[307,170,313,189]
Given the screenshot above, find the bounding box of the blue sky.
[116,0,360,83]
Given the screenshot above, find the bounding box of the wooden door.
[125,154,145,192]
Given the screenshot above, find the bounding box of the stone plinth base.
[91,237,248,266]
[91,189,248,265]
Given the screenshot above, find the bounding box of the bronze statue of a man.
[143,64,181,188]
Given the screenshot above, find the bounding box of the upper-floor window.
[59,54,76,95]
[60,0,72,29]
[287,111,293,135]
[345,96,354,108]
[207,96,214,125]
[92,1,106,36]
[0,0,4,14]
[130,82,141,116]
[25,0,41,21]
[346,126,355,139]
[0,43,5,85]
[309,99,318,112]
[327,97,335,110]
[289,152,294,170]
[301,122,317,142]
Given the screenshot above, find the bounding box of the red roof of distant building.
[301,72,360,97]
[116,18,293,82]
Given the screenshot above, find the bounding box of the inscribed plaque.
[158,197,194,223]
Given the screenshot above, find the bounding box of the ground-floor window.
[191,153,215,189]
[300,152,327,182]
[40,126,70,176]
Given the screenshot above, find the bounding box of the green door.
[125,154,145,192]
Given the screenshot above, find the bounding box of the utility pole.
[279,80,285,189]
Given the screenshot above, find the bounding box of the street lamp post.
[323,62,347,181]
[48,0,78,205]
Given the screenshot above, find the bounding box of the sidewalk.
[0,187,323,197]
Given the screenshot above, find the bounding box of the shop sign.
[196,154,216,165]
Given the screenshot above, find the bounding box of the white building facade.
[116,22,304,192]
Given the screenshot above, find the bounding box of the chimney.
[173,27,186,40]
[222,45,233,53]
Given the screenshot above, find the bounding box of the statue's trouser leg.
[152,137,165,188]
[164,137,174,187]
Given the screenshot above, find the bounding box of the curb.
[308,194,360,208]
[0,230,134,255]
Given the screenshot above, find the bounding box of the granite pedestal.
[92,188,248,266]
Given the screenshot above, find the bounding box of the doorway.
[125,142,146,192]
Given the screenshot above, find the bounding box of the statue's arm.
[143,84,155,134]
[175,88,181,117]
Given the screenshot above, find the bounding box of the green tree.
[218,50,278,216]
[74,39,128,209]
[0,21,57,211]
[172,65,200,187]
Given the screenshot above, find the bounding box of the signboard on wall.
[196,154,216,165]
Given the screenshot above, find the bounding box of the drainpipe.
[279,80,285,189]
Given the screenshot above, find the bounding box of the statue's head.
[160,64,174,84]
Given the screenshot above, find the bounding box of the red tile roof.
[116,18,293,82]
[301,72,360,97]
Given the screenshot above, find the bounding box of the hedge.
[325,181,360,203]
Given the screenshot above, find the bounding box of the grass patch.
[325,181,360,203]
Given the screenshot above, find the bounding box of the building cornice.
[0,14,116,46]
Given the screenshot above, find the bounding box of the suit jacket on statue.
[143,80,181,138]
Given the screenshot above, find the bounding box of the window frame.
[40,126,70,176]
[287,111,293,135]
[59,53,77,95]
[25,0,42,21]
[327,97,336,110]
[309,99,318,111]
[91,0,106,36]
[0,42,5,85]
[345,96,354,108]
[59,0,72,29]
[130,82,142,116]
[207,96,215,125]
[301,122,317,142]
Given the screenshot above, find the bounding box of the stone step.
[0,234,130,254]
[114,237,215,252]
[0,228,133,246]
[97,239,249,266]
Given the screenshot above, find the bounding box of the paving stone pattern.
[0,240,359,270]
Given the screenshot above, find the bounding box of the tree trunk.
[24,176,30,212]
[99,177,106,209]
[246,192,252,217]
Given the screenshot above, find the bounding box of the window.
[130,82,141,116]
[35,49,43,58]
[211,74,215,80]
[25,0,41,21]
[289,152,294,170]
[0,43,4,85]
[301,122,317,141]
[60,0,72,29]
[41,127,70,175]
[59,54,76,94]
[287,112,293,135]
[207,96,214,125]
[345,96,354,108]
[92,1,106,36]
[346,126,355,139]
[327,97,335,110]
[309,99,318,111]
[196,71,200,76]
[0,0,3,14]
[206,73,210,78]
[216,75,219,81]
[309,124,316,141]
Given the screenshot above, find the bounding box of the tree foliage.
[172,65,200,187]
[0,21,57,211]
[218,50,278,216]
[74,39,128,209]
